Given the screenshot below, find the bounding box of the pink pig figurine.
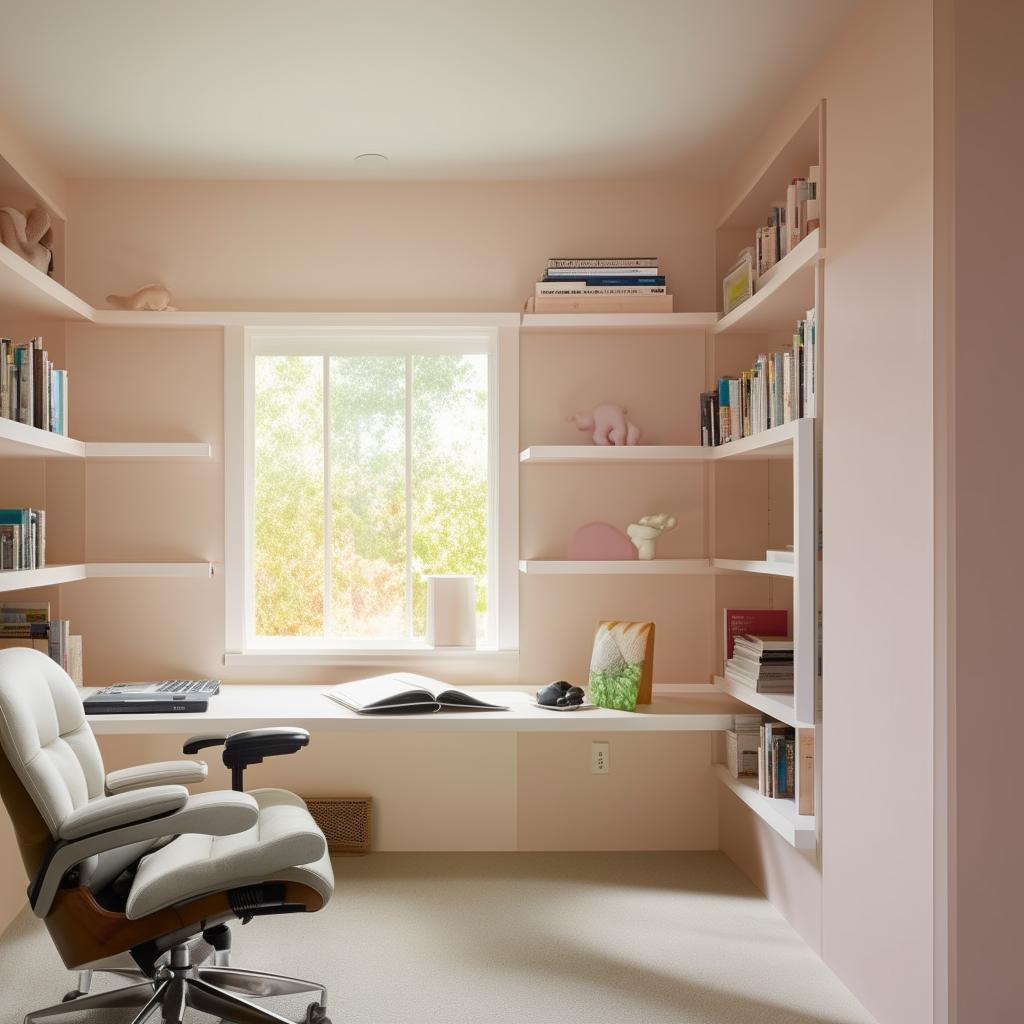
[570,404,642,446]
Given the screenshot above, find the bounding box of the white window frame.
[223,315,519,666]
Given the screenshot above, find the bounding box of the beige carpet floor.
[0,852,876,1024]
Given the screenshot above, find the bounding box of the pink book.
[723,608,789,662]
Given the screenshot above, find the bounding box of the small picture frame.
[587,620,655,712]
[722,251,754,314]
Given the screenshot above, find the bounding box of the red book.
[723,608,789,663]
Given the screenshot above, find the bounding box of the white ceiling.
[0,0,858,182]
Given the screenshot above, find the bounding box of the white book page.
[326,673,445,708]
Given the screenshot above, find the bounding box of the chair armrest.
[59,786,189,840]
[105,760,209,795]
[223,728,310,767]
[34,790,259,918]
[183,733,228,755]
[186,728,311,791]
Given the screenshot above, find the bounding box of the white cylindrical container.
[426,575,477,648]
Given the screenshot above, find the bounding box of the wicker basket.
[303,797,372,855]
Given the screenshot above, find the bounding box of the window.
[225,322,518,662]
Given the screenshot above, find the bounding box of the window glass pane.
[329,355,407,640]
[253,355,324,637]
[411,353,489,641]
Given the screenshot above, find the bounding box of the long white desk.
[85,685,745,734]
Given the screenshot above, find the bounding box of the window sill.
[223,648,520,668]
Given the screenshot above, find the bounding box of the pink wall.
[66,178,716,314]
[944,1,1024,1019]
[715,2,936,1022]
[0,112,68,218]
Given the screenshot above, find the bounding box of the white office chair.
[0,647,336,1024]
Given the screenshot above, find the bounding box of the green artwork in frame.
[587,620,655,712]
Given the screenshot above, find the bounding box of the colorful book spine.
[541,275,665,286]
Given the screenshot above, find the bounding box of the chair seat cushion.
[125,788,333,920]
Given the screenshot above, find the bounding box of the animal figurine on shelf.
[106,283,177,311]
[626,513,678,560]
[570,403,642,446]
[0,205,53,275]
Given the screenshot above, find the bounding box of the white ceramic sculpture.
[626,513,678,560]
[106,284,177,311]
[0,205,53,275]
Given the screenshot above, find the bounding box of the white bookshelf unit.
[0,155,216,678]
[709,101,825,844]
[515,105,825,847]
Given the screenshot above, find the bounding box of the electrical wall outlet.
[591,741,610,774]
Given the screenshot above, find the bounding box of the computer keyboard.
[153,679,221,695]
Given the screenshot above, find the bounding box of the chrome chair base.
[27,944,328,1024]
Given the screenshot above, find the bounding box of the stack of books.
[700,308,817,446]
[725,634,794,694]
[528,256,672,314]
[0,508,46,570]
[0,602,82,683]
[1,336,69,435]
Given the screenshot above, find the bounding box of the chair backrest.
[0,648,105,879]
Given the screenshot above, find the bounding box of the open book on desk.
[323,673,508,715]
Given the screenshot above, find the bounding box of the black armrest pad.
[222,727,310,770]
[183,733,228,755]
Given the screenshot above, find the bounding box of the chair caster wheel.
[304,1001,331,1024]
[61,991,83,1002]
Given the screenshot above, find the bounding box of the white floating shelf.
[520,420,812,465]
[712,419,808,461]
[86,563,214,578]
[520,559,714,575]
[712,558,796,578]
[0,563,213,591]
[520,445,706,464]
[0,244,93,323]
[715,765,816,849]
[0,418,85,459]
[714,230,823,335]
[90,311,523,329]
[520,312,717,333]
[0,564,87,592]
[0,419,212,461]
[711,675,809,729]
[83,442,213,460]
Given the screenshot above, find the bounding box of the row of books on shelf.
[528,255,673,314]
[726,713,814,815]
[0,508,46,571]
[722,163,820,315]
[699,308,817,446]
[1,337,69,435]
[0,602,82,684]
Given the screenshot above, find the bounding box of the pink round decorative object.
[568,522,637,560]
